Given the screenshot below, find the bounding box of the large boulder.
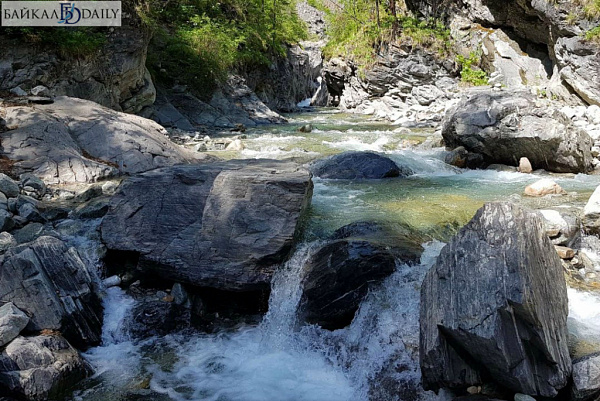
[101,160,313,291]
[420,202,571,397]
[0,236,103,347]
[310,151,412,179]
[299,240,397,329]
[1,97,212,184]
[0,335,91,401]
[442,90,593,173]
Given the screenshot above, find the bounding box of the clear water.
[69,110,600,401]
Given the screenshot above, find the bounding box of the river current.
[67,110,600,401]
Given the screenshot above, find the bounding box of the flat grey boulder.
[0,236,102,347]
[420,202,571,397]
[0,335,91,400]
[1,97,213,184]
[572,352,600,401]
[311,151,412,179]
[0,303,29,347]
[442,90,593,173]
[101,160,313,291]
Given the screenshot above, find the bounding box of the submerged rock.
[442,90,593,173]
[0,335,91,400]
[420,202,571,397]
[127,300,191,339]
[311,151,412,180]
[299,240,396,329]
[101,160,312,292]
[0,236,103,347]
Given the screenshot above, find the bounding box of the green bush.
[2,27,106,58]
[143,0,307,97]
[585,25,600,42]
[456,52,489,86]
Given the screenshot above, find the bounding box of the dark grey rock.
[420,202,571,397]
[0,236,103,347]
[0,210,14,232]
[311,151,412,179]
[19,173,46,198]
[127,300,190,339]
[299,240,396,329]
[0,303,29,347]
[101,160,313,291]
[17,203,44,224]
[442,90,593,173]
[0,174,19,198]
[12,223,45,244]
[0,335,91,400]
[73,198,110,219]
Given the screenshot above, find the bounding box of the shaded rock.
[442,90,593,173]
[445,147,485,169]
[12,223,45,244]
[0,335,91,401]
[0,210,15,232]
[17,203,44,224]
[311,151,411,180]
[0,175,19,198]
[299,240,396,329]
[73,198,110,219]
[0,303,29,347]
[101,160,312,291]
[19,174,46,198]
[420,202,571,397]
[74,186,103,203]
[42,207,70,222]
[0,236,102,347]
[127,300,190,339]
[2,97,211,184]
[572,352,600,401]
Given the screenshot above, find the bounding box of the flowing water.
[69,110,600,401]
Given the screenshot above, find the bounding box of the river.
[67,109,600,401]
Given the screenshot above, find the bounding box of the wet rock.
[442,90,593,173]
[0,303,29,347]
[127,300,190,339]
[420,202,571,397]
[0,174,19,198]
[486,164,517,172]
[1,96,211,184]
[524,179,566,197]
[513,395,535,401]
[572,352,600,401]
[311,151,411,179]
[0,335,91,400]
[299,240,396,329]
[0,236,103,347]
[445,147,485,169]
[171,283,190,308]
[101,160,313,292]
[298,124,313,133]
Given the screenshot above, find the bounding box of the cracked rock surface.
[101,159,313,291]
[420,202,571,397]
[1,97,213,184]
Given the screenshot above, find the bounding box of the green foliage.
[585,25,600,42]
[143,0,307,98]
[322,0,451,70]
[2,27,106,58]
[456,52,489,86]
